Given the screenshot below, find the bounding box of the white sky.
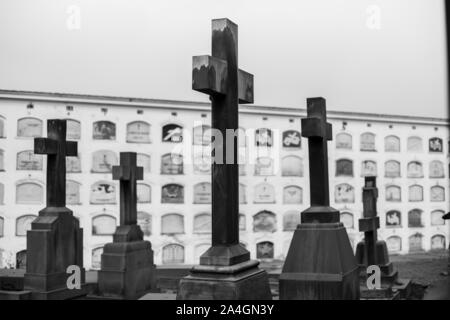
[0,0,447,117]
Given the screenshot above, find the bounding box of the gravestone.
[96,152,156,300]
[355,177,400,299]
[177,18,271,300]
[279,98,359,300]
[24,119,87,299]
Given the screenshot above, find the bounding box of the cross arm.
[301,118,332,140]
[34,138,57,154]
[192,55,227,96]
[112,166,144,181]
[66,141,77,156]
[238,69,254,104]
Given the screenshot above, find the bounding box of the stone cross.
[112,152,143,226]
[300,98,337,223]
[192,18,253,265]
[34,119,77,208]
[360,176,380,266]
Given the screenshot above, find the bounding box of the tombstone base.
[279,222,360,300]
[176,260,272,300]
[199,244,250,266]
[97,240,156,300]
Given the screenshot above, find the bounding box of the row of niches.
[6,232,447,269]
[3,181,446,205]
[3,209,446,239]
[5,149,448,179]
[3,117,448,153]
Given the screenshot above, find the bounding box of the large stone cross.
[34,119,77,208]
[112,152,143,226]
[301,98,337,223]
[191,18,253,266]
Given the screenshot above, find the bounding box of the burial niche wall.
[253,211,277,233]
[92,214,117,235]
[162,244,184,264]
[336,132,352,150]
[93,121,116,140]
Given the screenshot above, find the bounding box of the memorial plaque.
[385,135,400,152]
[66,180,81,205]
[429,137,443,152]
[340,212,354,229]
[92,247,103,269]
[430,186,445,202]
[334,183,355,203]
[137,211,152,236]
[0,150,3,171]
[336,132,352,149]
[386,236,402,252]
[17,117,42,137]
[0,183,3,204]
[0,118,4,138]
[193,125,212,145]
[137,153,151,172]
[161,184,184,204]
[16,250,27,269]
[193,182,211,204]
[255,128,273,147]
[360,132,375,151]
[283,185,302,204]
[193,213,211,234]
[161,214,184,234]
[408,209,422,227]
[239,214,246,231]
[386,185,401,201]
[16,150,43,170]
[409,234,423,252]
[90,181,116,204]
[16,182,44,204]
[256,241,274,259]
[162,244,184,264]
[253,211,277,233]
[282,130,301,148]
[431,210,445,226]
[66,119,81,140]
[92,214,117,235]
[254,183,276,203]
[239,183,247,204]
[385,160,401,178]
[281,155,303,176]
[408,185,423,202]
[407,161,423,178]
[0,216,3,237]
[336,159,353,176]
[407,136,422,152]
[361,160,377,177]
[137,183,151,203]
[254,157,274,176]
[127,121,151,143]
[431,235,446,250]
[92,150,118,173]
[66,155,82,173]
[162,124,183,143]
[429,160,444,178]
[16,215,37,236]
[386,210,401,227]
[93,121,116,140]
[193,153,212,174]
[161,153,183,174]
[283,211,300,231]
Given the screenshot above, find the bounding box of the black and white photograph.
[0,0,449,311]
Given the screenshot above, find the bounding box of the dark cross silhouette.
[112,152,143,226]
[360,176,379,266]
[34,119,77,208]
[301,98,338,223]
[192,18,253,266]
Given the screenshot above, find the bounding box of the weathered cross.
[34,119,77,208]
[360,176,380,266]
[112,152,143,226]
[301,98,338,223]
[192,18,253,266]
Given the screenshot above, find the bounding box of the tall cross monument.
[279,98,360,300]
[97,152,155,299]
[24,119,86,300]
[177,18,271,300]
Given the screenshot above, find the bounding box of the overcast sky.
[0,0,447,117]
